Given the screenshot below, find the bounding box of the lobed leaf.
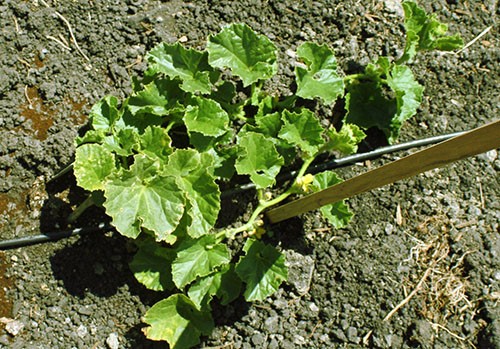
[172,235,231,289]
[147,42,218,94]
[278,109,325,157]
[164,149,220,237]
[129,239,176,291]
[89,95,120,131]
[323,123,366,155]
[126,78,185,117]
[386,64,424,143]
[235,132,284,189]
[312,172,353,228]
[184,97,229,138]
[74,144,115,191]
[235,239,287,302]
[142,294,214,349]
[207,23,278,87]
[103,155,185,240]
[187,264,241,309]
[345,59,423,143]
[295,42,345,104]
[400,1,463,63]
[139,126,173,162]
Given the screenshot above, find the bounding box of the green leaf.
[255,111,282,138]
[184,97,229,137]
[75,129,106,146]
[345,59,423,143]
[278,109,325,156]
[129,239,176,291]
[312,172,353,228]
[295,42,344,104]
[172,235,231,289]
[207,23,278,87]
[235,239,287,302]
[400,1,463,63]
[139,126,173,162]
[74,144,115,191]
[120,108,163,134]
[324,123,366,155]
[89,95,120,131]
[216,264,243,305]
[114,128,140,155]
[235,132,284,189]
[164,149,220,237]
[147,42,218,94]
[385,64,424,142]
[126,78,184,117]
[142,294,214,349]
[103,155,185,240]
[345,80,396,137]
[187,264,241,309]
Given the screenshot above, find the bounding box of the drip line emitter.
[0,131,465,250]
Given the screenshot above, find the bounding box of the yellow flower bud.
[295,173,315,193]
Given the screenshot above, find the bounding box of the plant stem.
[343,73,368,84]
[165,120,176,133]
[67,195,95,224]
[216,155,317,241]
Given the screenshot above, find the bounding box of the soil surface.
[0,0,499,348]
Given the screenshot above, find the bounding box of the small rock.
[268,337,280,349]
[5,319,25,336]
[77,306,93,316]
[347,326,360,343]
[383,0,404,16]
[385,223,394,235]
[284,250,315,295]
[333,328,348,342]
[106,332,119,349]
[308,302,319,312]
[76,325,88,338]
[478,149,497,163]
[0,334,10,345]
[251,333,265,346]
[264,316,280,333]
[293,334,306,345]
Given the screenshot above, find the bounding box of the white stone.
[5,320,24,336]
[106,332,120,349]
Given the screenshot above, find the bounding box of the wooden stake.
[266,120,500,224]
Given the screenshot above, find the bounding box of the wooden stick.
[266,120,500,224]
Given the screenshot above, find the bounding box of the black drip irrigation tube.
[0,131,465,250]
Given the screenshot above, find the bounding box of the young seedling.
[72,2,462,348]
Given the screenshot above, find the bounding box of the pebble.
[5,319,25,336]
[77,306,93,316]
[347,326,359,343]
[76,325,88,338]
[106,332,119,349]
[0,335,10,345]
[308,302,319,312]
[251,332,265,346]
[264,316,280,333]
[284,250,315,295]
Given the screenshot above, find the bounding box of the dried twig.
[40,0,90,62]
[383,267,432,322]
[12,16,20,33]
[455,26,493,54]
[46,35,71,51]
[24,85,33,108]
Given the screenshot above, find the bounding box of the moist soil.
[0,1,499,348]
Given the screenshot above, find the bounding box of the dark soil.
[0,0,498,348]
